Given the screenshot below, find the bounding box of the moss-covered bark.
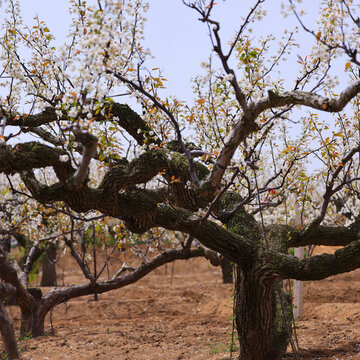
[235,266,290,360]
[0,142,74,181]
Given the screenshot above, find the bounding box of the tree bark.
[220,257,233,284]
[20,309,33,337]
[235,266,290,360]
[30,303,47,337]
[0,298,20,360]
[40,244,57,287]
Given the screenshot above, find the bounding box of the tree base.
[235,267,291,360]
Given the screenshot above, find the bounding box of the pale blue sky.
[0,1,350,171]
[12,0,320,103]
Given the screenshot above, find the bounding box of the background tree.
[0,171,221,359]
[1,0,360,359]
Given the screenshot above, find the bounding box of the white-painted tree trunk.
[293,198,304,319]
[293,247,304,319]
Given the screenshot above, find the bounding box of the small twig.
[199,168,240,225]
[170,261,175,286]
[302,144,360,238]
[112,263,135,279]
[64,225,94,283]
[93,245,98,301]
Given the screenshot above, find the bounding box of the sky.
[8,0,320,103]
[0,0,342,161]
[0,0,355,176]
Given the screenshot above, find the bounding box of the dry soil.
[2,246,360,360]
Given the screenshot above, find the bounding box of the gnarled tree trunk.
[235,265,290,360]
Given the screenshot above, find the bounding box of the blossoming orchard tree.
[1,0,360,359]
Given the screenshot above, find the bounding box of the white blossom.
[59,155,69,163]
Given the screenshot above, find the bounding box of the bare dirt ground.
[2,246,360,360]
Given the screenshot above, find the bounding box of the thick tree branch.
[3,143,206,216]
[4,102,162,147]
[253,80,360,116]
[279,224,358,247]
[4,107,58,127]
[35,246,221,316]
[17,168,254,265]
[0,142,74,182]
[199,112,258,198]
[264,239,360,280]
[110,103,161,146]
[154,206,254,264]
[99,149,169,195]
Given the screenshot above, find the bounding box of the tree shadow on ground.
[283,341,360,359]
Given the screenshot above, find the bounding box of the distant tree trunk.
[0,298,20,360]
[40,244,57,287]
[235,266,290,360]
[220,257,233,284]
[30,302,47,337]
